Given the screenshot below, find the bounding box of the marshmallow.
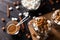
[35,17,39,20]
[47,20,51,30]
[23,12,29,17]
[33,16,36,19]
[52,13,56,19]
[47,20,51,24]
[11,17,15,21]
[15,6,19,9]
[55,9,60,13]
[48,27,51,31]
[41,31,43,33]
[11,17,18,21]
[14,18,18,20]
[36,35,40,39]
[9,7,13,11]
[32,23,36,27]
[19,13,22,16]
[57,21,60,25]
[54,20,58,23]
[34,27,38,31]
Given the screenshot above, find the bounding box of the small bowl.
[6,21,20,35]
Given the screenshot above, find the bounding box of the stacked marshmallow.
[52,9,60,25]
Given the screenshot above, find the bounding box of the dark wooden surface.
[0,0,60,40]
[0,0,32,40]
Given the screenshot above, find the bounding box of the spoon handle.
[16,16,30,26]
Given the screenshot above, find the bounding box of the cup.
[6,21,20,35]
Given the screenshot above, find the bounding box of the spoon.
[16,12,30,26]
[16,16,30,26]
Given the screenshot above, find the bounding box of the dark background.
[0,0,60,40]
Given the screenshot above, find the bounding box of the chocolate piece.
[17,1,21,5]
[49,0,54,4]
[26,33,31,38]
[2,27,5,30]
[52,8,55,10]
[27,35,31,38]
[7,4,10,18]
[13,2,17,6]
[2,27,5,31]
[56,0,59,3]
[1,18,5,22]
[18,34,21,37]
[33,34,36,37]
